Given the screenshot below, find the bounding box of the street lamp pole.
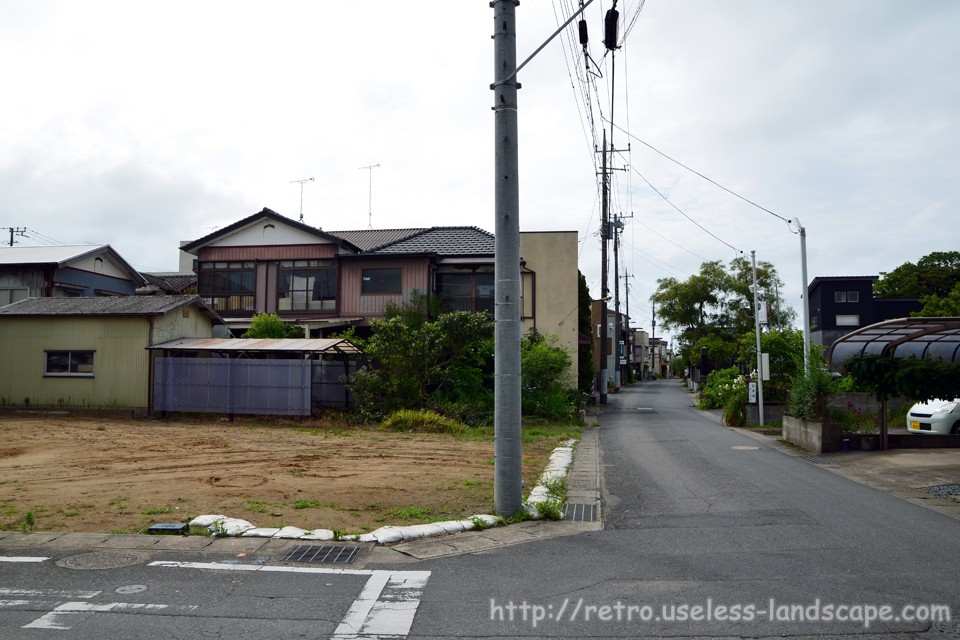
[792,218,811,372]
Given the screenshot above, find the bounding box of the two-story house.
[809,275,923,348]
[179,208,580,385]
[0,244,147,306]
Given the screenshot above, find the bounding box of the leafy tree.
[652,257,791,364]
[915,282,960,317]
[521,329,573,418]
[874,251,960,299]
[242,313,304,338]
[843,355,960,402]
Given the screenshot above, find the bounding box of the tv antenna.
[290,177,314,223]
[359,163,380,229]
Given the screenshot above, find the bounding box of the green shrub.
[380,409,466,435]
[698,366,743,410]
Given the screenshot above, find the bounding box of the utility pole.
[490,0,594,517]
[751,250,765,426]
[290,177,314,223]
[598,131,609,404]
[5,227,26,246]
[492,0,523,518]
[358,163,380,229]
[622,272,634,380]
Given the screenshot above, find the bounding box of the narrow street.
[408,380,959,638]
[1,380,957,639]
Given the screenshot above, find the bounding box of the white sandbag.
[190,514,227,528]
[209,517,255,537]
[366,526,403,544]
[470,514,499,527]
[436,520,466,534]
[300,529,335,541]
[273,526,311,539]
[241,527,281,538]
[523,503,542,520]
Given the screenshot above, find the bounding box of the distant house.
[179,208,580,385]
[809,276,923,348]
[140,272,198,295]
[0,295,224,415]
[0,244,147,306]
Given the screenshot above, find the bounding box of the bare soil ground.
[0,414,572,535]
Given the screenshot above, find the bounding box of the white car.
[906,398,960,435]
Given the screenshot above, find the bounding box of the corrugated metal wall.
[0,317,150,408]
[153,358,312,416]
[197,245,338,261]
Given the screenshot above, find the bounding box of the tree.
[874,251,960,299]
[242,313,304,339]
[651,258,791,364]
[915,282,960,317]
[577,272,594,393]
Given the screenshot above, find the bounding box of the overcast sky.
[2,1,958,341]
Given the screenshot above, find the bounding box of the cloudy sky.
[2,1,957,340]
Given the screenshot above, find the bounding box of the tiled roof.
[328,228,426,252]
[142,272,198,293]
[365,227,495,256]
[0,295,221,320]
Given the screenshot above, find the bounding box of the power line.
[608,121,792,226]
[630,166,742,255]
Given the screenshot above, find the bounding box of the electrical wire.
[631,166,743,255]
[608,121,792,226]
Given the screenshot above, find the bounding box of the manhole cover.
[281,545,361,565]
[731,445,760,450]
[563,503,598,522]
[57,551,150,570]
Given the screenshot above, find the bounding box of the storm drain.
[563,503,598,522]
[281,544,361,565]
[800,456,831,465]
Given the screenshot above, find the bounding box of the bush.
[698,366,743,410]
[380,409,466,435]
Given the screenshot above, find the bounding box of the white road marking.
[23,601,198,630]
[149,560,431,639]
[0,588,100,599]
[0,557,49,563]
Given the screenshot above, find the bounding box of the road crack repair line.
[149,560,431,640]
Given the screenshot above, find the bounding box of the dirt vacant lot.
[0,414,575,535]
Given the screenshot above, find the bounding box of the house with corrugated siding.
[0,295,224,415]
[0,244,148,306]
[179,207,580,385]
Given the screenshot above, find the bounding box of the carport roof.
[828,317,960,370]
[148,337,361,355]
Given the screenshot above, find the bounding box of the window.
[436,272,494,313]
[198,261,256,312]
[847,291,859,303]
[45,351,95,377]
[361,268,402,294]
[836,314,860,327]
[0,288,28,306]
[834,291,846,303]
[278,260,336,312]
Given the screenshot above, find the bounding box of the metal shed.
[148,338,361,416]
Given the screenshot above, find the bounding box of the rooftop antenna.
[359,163,380,229]
[290,177,314,223]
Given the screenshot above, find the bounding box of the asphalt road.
[1,380,958,639]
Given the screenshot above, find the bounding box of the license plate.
[910,421,920,430]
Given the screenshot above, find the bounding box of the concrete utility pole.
[492,0,523,518]
[792,218,812,373]
[598,131,610,404]
[490,0,595,517]
[751,250,765,426]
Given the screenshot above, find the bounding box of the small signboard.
[749,382,757,404]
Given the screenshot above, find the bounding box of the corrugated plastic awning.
[148,337,361,355]
[829,317,960,370]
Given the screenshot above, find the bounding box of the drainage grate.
[563,503,598,522]
[281,545,361,565]
[800,456,831,465]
